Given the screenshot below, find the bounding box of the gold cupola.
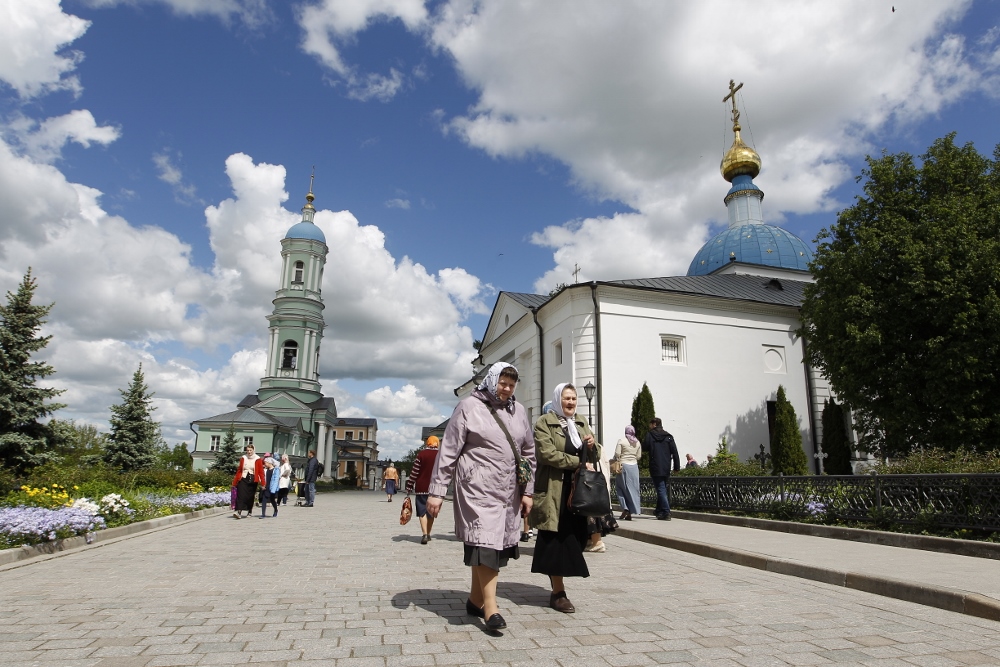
[720,80,761,182]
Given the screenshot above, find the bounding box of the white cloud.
[82,0,271,29]
[364,384,443,422]
[384,197,410,209]
[419,0,992,290]
[3,110,120,164]
[0,0,88,98]
[438,267,492,315]
[298,0,428,100]
[153,150,199,203]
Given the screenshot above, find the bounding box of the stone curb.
[668,509,1000,560]
[616,525,1000,623]
[0,505,231,568]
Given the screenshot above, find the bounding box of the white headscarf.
[477,361,516,402]
[552,382,583,451]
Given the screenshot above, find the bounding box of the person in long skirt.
[383,463,399,502]
[529,383,602,613]
[614,425,642,520]
[426,362,535,633]
[232,444,264,519]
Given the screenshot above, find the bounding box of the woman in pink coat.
[426,362,535,633]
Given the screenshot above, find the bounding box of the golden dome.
[720,128,761,182]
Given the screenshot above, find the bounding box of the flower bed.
[0,486,231,549]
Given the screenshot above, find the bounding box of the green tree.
[821,399,853,475]
[49,419,108,466]
[0,269,66,473]
[210,423,242,476]
[630,382,656,470]
[800,134,1000,457]
[770,385,809,475]
[156,441,193,471]
[103,364,159,471]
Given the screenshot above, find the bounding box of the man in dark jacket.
[644,417,680,520]
[304,450,319,507]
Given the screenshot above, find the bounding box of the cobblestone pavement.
[2,492,999,666]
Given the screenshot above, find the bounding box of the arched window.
[293,261,304,284]
[281,340,298,369]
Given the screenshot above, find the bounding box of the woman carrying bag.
[529,382,602,614]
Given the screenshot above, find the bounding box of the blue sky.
[1,0,998,461]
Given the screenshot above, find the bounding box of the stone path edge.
[667,508,1000,560]
[616,525,1000,623]
[0,505,231,568]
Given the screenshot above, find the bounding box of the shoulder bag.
[566,425,612,517]
[484,402,533,487]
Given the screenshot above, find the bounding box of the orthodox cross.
[814,447,828,475]
[572,263,581,283]
[723,79,743,131]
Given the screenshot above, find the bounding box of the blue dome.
[687,224,813,276]
[284,222,326,243]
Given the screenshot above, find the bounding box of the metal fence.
[628,474,1000,532]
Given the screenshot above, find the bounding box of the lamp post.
[583,381,596,426]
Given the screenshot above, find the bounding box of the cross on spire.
[723,79,743,132]
[572,263,581,283]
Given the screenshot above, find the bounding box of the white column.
[280,254,290,288]
[316,422,327,470]
[324,428,335,479]
[304,330,314,379]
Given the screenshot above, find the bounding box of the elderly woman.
[529,382,601,613]
[232,444,264,519]
[426,362,535,633]
[614,425,642,520]
[260,457,281,518]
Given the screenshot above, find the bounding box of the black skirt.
[235,476,257,512]
[464,544,520,570]
[531,470,590,578]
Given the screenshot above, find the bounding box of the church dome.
[687,223,813,276]
[284,221,326,243]
[720,129,761,182]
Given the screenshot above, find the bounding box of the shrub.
[864,448,1000,474]
[771,386,810,475]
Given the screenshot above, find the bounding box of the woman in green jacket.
[529,382,601,613]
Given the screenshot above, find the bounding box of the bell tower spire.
[258,177,329,403]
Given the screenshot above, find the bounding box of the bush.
[864,447,1000,474]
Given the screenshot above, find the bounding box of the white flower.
[71,498,100,516]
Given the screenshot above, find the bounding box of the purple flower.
[0,507,106,547]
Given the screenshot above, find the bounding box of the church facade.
[189,184,377,478]
[462,85,841,470]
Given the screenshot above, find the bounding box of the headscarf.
[625,425,638,445]
[552,382,583,451]
[425,436,440,448]
[541,401,553,414]
[264,457,278,467]
[477,361,515,397]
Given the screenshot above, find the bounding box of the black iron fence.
[628,474,1000,532]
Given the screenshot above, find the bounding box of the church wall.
[596,292,815,466]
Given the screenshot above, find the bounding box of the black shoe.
[421,534,429,545]
[549,591,575,613]
[465,599,485,618]
[485,613,507,631]
[520,531,530,542]
[657,513,671,521]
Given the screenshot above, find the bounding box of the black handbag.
[568,453,612,517]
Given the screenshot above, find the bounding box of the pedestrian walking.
[278,454,292,505]
[685,453,698,468]
[405,435,441,544]
[383,462,399,502]
[260,457,281,518]
[644,417,680,520]
[426,362,535,633]
[614,425,642,520]
[303,450,319,507]
[232,444,264,519]
[529,382,601,614]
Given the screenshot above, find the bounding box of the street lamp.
[583,381,596,426]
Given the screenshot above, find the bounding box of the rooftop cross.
[572,263,581,283]
[723,79,743,132]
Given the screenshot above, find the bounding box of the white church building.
[460,86,837,470]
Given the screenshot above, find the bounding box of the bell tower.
[258,176,328,404]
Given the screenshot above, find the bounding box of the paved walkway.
[1,492,999,666]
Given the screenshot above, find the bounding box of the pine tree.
[103,364,159,471]
[630,382,656,470]
[770,385,809,475]
[821,399,853,475]
[0,269,65,473]
[210,423,241,476]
